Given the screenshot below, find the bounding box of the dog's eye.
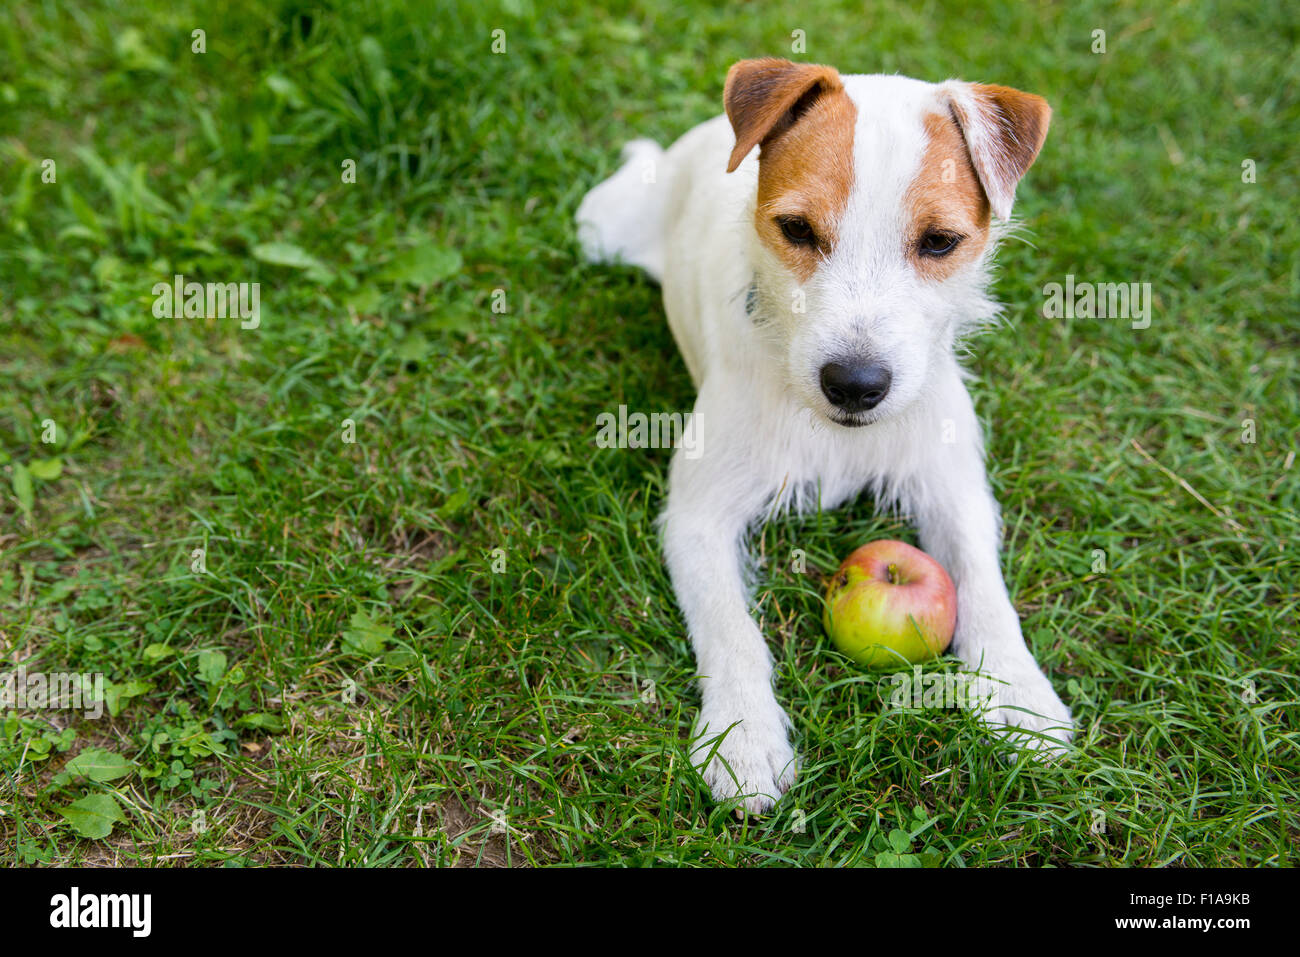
[777,216,816,246]
[918,231,962,257]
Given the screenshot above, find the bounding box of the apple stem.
[887,562,899,585]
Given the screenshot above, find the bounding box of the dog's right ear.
[724,58,843,173]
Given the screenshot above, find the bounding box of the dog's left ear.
[724,58,843,173]
[939,82,1051,221]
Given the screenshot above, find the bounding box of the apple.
[823,540,957,668]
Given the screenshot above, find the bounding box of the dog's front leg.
[907,395,1074,752]
[660,431,797,813]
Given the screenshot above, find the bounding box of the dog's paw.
[967,656,1074,756]
[691,701,797,815]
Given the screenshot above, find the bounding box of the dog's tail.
[575,138,668,282]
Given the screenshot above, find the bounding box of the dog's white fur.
[576,67,1073,813]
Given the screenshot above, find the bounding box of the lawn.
[0,0,1296,866]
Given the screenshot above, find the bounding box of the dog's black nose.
[819,360,892,412]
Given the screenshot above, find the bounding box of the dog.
[576,58,1073,813]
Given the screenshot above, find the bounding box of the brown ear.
[939,82,1051,221]
[724,58,843,173]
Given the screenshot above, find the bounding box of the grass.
[0,0,1296,867]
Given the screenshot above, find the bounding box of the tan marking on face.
[905,111,992,281]
[753,88,857,283]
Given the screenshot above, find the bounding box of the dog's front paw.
[968,655,1074,755]
[691,700,797,814]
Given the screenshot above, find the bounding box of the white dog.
[577,58,1073,813]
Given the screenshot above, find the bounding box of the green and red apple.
[823,540,957,668]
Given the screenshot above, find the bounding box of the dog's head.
[724,58,1050,427]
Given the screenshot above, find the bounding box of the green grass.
[1,0,1296,866]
